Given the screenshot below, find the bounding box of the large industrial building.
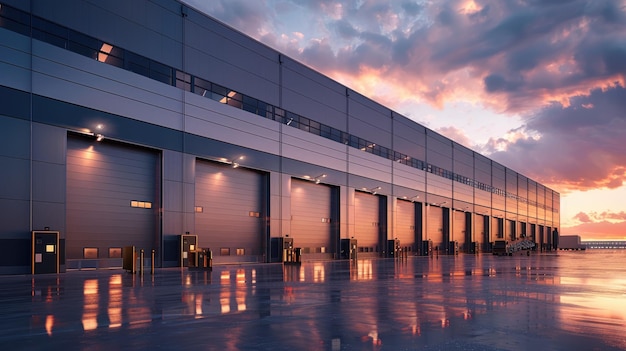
[0,0,559,274]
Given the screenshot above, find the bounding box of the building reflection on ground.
[15,252,625,350]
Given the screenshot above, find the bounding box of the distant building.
[558,235,585,250]
[582,241,626,249]
[0,0,560,274]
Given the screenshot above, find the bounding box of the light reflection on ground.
[0,250,625,350]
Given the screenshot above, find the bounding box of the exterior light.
[314,174,327,184]
[96,134,104,141]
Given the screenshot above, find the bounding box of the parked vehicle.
[492,240,509,256]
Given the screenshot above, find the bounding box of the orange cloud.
[562,220,626,241]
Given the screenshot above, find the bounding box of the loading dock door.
[195,160,266,263]
[492,218,502,239]
[66,135,159,267]
[290,179,332,255]
[506,219,516,241]
[474,214,485,251]
[427,206,444,250]
[395,199,415,252]
[452,210,465,243]
[355,191,380,254]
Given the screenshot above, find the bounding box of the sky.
[181,0,626,240]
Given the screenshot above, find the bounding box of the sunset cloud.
[564,220,626,240]
[575,210,626,223]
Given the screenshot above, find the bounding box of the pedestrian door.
[32,231,60,274]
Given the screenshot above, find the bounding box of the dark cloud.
[484,74,522,92]
[486,84,626,190]
[332,19,359,39]
[401,1,423,17]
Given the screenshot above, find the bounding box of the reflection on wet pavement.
[1,251,625,350]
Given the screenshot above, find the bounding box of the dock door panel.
[66,135,159,268]
[427,206,444,250]
[395,199,416,252]
[355,191,381,255]
[290,178,333,256]
[195,160,266,263]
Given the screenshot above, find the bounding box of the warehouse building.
[0,0,559,274]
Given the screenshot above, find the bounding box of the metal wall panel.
[290,179,332,253]
[426,132,452,170]
[195,160,266,262]
[392,113,426,160]
[66,135,159,261]
[427,205,444,249]
[395,199,415,251]
[348,91,392,147]
[32,0,183,69]
[282,57,346,129]
[453,142,473,178]
[354,191,379,252]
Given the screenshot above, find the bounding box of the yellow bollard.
[151,249,155,275]
[140,249,144,276]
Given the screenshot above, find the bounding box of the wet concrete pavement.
[1,251,625,350]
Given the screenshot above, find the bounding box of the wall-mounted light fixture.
[96,134,104,142]
[314,174,327,184]
[220,155,244,168]
[362,186,381,195]
[401,195,420,202]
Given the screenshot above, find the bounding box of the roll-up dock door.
[195,160,266,263]
[492,217,502,239]
[355,191,381,256]
[290,178,333,257]
[474,214,485,252]
[395,199,416,252]
[506,219,516,241]
[66,134,160,269]
[452,210,465,244]
[427,205,444,250]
